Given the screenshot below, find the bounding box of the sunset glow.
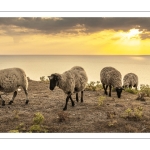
[0,17,150,55]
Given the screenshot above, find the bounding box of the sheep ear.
[48,75,53,80]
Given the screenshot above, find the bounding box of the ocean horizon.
[0,55,149,88]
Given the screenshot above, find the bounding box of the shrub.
[30,112,46,133]
[85,81,102,91]
[40,76,49,82]
[125,88,138,94]
[29,125,41,132]
[33,112,44,125]
[122,106,143,121]
[140,84,150,97]
[98,96,106,106]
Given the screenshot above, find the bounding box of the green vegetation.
[40,76,49,82]
[29,112,47,133]
[124,84,150,100]
[140,84,150,97]
[125,88,138,94]
[98,96,106,106]
[9,112,47,133]
[85,81,102,91]
[122,106,143,121]
[33,112,44,125]
[9,130,19,133]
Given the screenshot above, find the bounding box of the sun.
[125,28,142,39]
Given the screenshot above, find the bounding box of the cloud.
[0,17,150,37]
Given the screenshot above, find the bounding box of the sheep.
[48,66,88,111]
[0,67,29,106]
[100,66,124,98]
[123,73,138,90]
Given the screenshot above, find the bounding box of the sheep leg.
[76,93,79,102]
[24,89,29,104]
[109,85,112,97]
[0,95,5,106]
[63,96,70,111]
[69,95,75,107]
[103,84,108,95]
[134,84,137,90]
[81,91,83,102]
[9,91,17,105]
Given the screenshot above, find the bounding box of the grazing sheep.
[48,66,88,110]
[123,73,138,90]
[0,68,29,106]
[100,66,124,98]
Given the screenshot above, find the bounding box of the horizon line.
[0,54,149,56]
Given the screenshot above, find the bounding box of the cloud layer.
[0,17,150,39]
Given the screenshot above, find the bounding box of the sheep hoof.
[8,101,13,105]
[25,100,29,104]
[72,102,75,107]
[63,107,67,111]
[2,101,5,106]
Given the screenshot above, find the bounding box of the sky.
[0,17,150,55]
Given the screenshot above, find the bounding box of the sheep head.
[48,73,61,90]
[116,87,124,98]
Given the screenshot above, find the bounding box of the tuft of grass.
[107,120,117,127]
[136,84,150,101]
[121,106,143,121]
[15,123,27,132]
[29,125,42,132]
[98,96,106,106]
[125,88,138,94]
[107,111,117,127]
[139,84,150,97]
[8,130,19,133]
[13,110,19,120]
[29,112,47,133]
[85,81,102,91]
[33,112,44,125]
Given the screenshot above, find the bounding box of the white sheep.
[123,73,138,90]
[100,66,124,98]
[48,66,88,110]
[0,68,29,106]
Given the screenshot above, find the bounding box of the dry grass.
[0,80,150,133]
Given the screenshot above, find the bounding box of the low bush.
[85,81,102,91]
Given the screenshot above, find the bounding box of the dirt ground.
[0,79,150,133]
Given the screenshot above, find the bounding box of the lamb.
[100,66,124,98]
[0,68,29,106]
[123,73,138,90]
[48,66,88,110]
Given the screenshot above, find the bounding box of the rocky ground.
[0,80,150,133]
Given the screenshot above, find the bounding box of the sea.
[0,55,150,88]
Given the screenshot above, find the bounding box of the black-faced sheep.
[0,68,29,106]
[123,73,138,90]
[100,66,124,98]
[48,66,88,110]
